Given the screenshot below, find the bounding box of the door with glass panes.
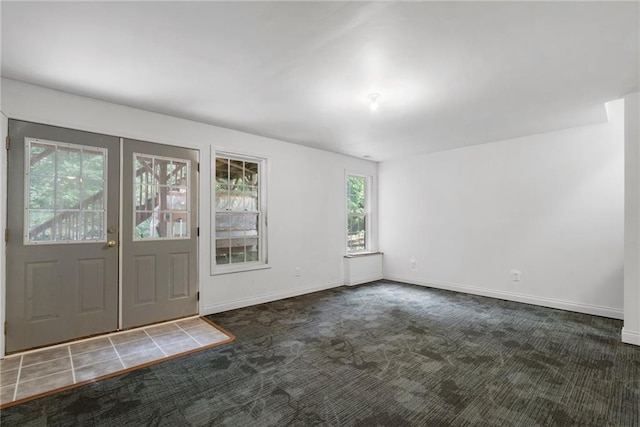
[121,138,198,329]
[5,120,198,353]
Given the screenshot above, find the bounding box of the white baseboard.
[345,274,384,287]
[384,274,624,320]
[201,280,343,315]
[622,328,640,346]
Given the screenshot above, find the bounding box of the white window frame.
[211,150,268,275]
[346,173,373,255]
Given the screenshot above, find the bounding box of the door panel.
[6,120,119,352]
[169,253,190,298]
[122,139,198,328]
[26,261,59,321]
[78,258,106,313]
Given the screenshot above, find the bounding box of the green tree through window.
[347,175,367,252]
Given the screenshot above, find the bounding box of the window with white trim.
[346,174,370,253]
[214,153,267,270]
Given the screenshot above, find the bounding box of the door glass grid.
[133,153,190,240]
[25,138,107,244]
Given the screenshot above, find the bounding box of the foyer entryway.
[5,120,199,353]
[0,316,233,408]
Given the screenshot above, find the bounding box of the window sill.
[344,251,383,258]
[211,263,271,276]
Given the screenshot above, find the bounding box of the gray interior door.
[121,138,198,329]
[6,120,119,352]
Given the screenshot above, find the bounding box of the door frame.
[0,123,201,356]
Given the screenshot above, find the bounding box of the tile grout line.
[143,329,169,357]
[14,369,74,385]
[4,316,203,360]
[11,355,24,402]
[19,355,70,369]
[1,320,233,406]
[108,336,126,371]
[68,346,77,384]
[176,322,204,347]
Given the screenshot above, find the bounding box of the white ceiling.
[1,1,638,161]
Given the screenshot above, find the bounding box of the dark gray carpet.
[1,281,638,426]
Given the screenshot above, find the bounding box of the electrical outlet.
[295,267,301,277]
[510,269,521,283]
[410,257,417,270]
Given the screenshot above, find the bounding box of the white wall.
[624,92,640,345]
[379,99,625,319]
[344,253,384,286]
[0,78,376,354]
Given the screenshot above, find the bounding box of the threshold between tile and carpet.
[0,316,234,409]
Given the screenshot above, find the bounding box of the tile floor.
[0,317,232,407]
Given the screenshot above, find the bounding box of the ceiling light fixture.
[368,93,380,111]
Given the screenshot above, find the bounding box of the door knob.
[107,240,117,247]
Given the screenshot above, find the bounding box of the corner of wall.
[0,112,8,358]
[624,91,640,346]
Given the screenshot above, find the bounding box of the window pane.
[135,183,155,212]
[245,162,259,185]
[243,213,259,236]
[29,210,55,241]
[166,160,188,186]
[347,215,366,252]
[215,158,229,184]
[56,146,81,178]
[135,156,153,184]
[172,213,188,237]
[83,211,105,240]
[216,213,231,237]
[246,238,259,261]
[230,238,246,263]
[347,176,365,215]
[83,179,104,210]
[29,175,55,209]
[229,213,244,236]
[216,184,229,211]
[229,186,244,211]
[168,190,187,211]
[83,149,105,181]
[29,143,55,176]
[245,186,258,211]
[216,239,231,264]
[229,160,243,184]
[153,211,172,237]
[56,176,81,209]
[54,210,81,241]
[135,212,154,239]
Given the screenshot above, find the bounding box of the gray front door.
[6,120,119,352]
[5,122,199,353]
[121,138,198,328]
